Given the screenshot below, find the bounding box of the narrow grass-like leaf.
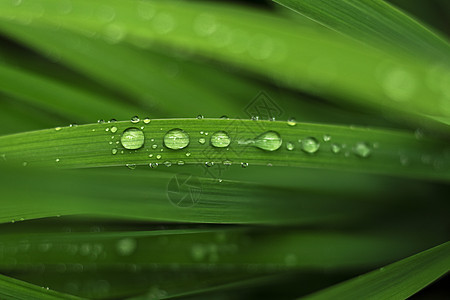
[273,0,450,61]
[302,241,450,299]
[0,273,83,300]
[1,0,449,128]
[0,119,448,181]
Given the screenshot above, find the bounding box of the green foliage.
[0,0,448,299]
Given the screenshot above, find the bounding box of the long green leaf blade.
[302,241,450,299]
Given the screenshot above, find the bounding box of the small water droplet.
[186,152,191,157]
[301,137,320,154]
[331,143,341,154]
[354,142,371,158]
[251,116,259,121]
[131,116,140,123]
[197,115,204,119]
[55,158,60,162]
[126,163,136,170]
[241,162,249,168]
[143,117,151,124]
[22,162,28,167]
[149,154,153,158]
[253,131,282,151]
[105,127,110,132]
[149,162,158,168]
[98,120,105,124]
[223,160,232,166]
[164,161,172,167]
[205,161,214,167]
[323,135,331,142]
[286,142,294,151]
[55,127,62,131]
[220,115,229,119]
[287,118,296,126]
[198,137,206,144]
[109,119,117,123]
[164,129,190,150]
[156,155,162,160]
[69,123,77,127]
[177,160,185,166]
[210,131,231,148]
[152,144,157,149]
[112,149,118,155]
[121,128,145,150]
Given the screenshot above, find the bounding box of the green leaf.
[273,0,450,61]
[0,119,448,181]
[0,273,84,300]
[302,241,450,299]
[1,0,449,129]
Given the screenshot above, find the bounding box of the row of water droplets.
[102,116,374,170]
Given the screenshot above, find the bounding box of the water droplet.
[152,144,157,149]
[205,161,214,167]
[164,161,172,167]
[156,155,162,160]
[126,164,136,170]
[287,118,296,126]
[210,131,231,148]
[69,123,77,127]
[354,142,371,158]
[331,143,341,154]
[198,137,206,144]
[121,128,145,150]
[177,160,185,166]
[197,115,204,119]
[109,119,117,123]
[253,131,282,151]
[286,142,294,151]
[55,158,60,162]
[143,117,151,124]
[55,127,62,131]
[164,129,190,150]
[98,119,105,124]
[116,238,137,256]
[112,149,118,155]
[251,116,259,121]
[301,137,320,154]
[131,116,140,123]
[323,135,331,142]
[22,162,27,167]
[105,128,110,132]
[110,126,117,133]
[223,160,232,166]
[241,162,249,168]
[186,152,191,157]
[220,115,229,119]
[149,162,158,168]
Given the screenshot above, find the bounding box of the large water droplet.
[121,128,145,150]
[210,131,231,148]
[253,131,282,151]
[301,137,320,154]
[354,142,371,158]
[164,129,190,150]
